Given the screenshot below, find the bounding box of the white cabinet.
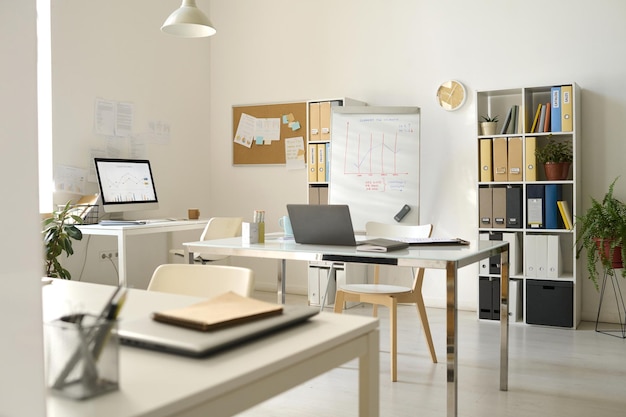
[307,261,367,308]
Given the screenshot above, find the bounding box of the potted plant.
[43,201,83,279]
[480,115,498,136]
[575,177,626,290]
[535,136,573,180]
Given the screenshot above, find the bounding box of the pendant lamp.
[161,0,216,38]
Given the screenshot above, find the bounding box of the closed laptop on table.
[118,305,318,358]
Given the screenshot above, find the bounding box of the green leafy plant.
[535,136,573,163]
[575,177,626,290]
[43,201,83,279]
[480,115,499,123]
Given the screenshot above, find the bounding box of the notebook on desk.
[118,304,318,358]
[286,204,358,246]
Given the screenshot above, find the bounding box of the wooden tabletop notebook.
[152,292,283,331]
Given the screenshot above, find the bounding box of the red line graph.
[341,121,409,176]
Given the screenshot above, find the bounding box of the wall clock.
[436,80,466,111]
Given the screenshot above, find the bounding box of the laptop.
[286,204,358,246]
[118,305,319,358]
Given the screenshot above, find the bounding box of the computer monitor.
[94,158,159,215]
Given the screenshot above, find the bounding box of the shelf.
[476,83,581,328]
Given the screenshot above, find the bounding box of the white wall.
[52,1,626,320]
[0,1,47,415]
[50,0,215,288]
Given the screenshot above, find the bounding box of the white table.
[43,280,379,417]
[183,236,510,417]
[77,220,207,286]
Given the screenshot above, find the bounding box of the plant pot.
[594,238,624,269]
[543,162,571,181]
[480,122,497,136]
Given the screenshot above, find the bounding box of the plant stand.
[595,268,626,338]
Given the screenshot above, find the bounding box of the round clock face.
[436,80,466,111]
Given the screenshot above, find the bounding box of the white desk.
[43,280,379,417]
[77,220,207,286]
[183,236,510,417]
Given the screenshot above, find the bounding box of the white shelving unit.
[306,97,367,307]
[476,83,581,328]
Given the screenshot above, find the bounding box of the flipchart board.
[232,102,307,165]
[328,106,420,232]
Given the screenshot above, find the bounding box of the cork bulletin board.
[232,101,307,165]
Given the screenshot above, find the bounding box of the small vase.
[480,122,497,136]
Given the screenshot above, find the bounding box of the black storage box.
[526,279,573,327]
[479,277,500,320]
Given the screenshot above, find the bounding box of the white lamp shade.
[161,0,216,38]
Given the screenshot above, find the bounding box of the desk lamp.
[161,0,216,38]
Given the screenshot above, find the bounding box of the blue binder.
[551,86,562,132]
[545,184,562,229]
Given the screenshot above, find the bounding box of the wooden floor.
[240,291,626,417]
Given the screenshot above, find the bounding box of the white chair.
[170,217,243,264]
[147,263,254,298]
[334,222,436,381]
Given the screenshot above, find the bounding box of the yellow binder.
[492,138,508,182]
[525,137,537,181]
[320,101,331,141]
[479,139,492,182]
[308,143,318,182]
[561,85,573,132]
[507,137,523,181]
[309,102,320,140]
[317,143,326,182]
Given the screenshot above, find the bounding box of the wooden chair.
[334,222,436,381]
[170,217,243,264]
[147,263,254,298]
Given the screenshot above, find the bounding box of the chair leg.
[415,298,437,363]
[334,290,345,313]
[390,297,398,382]
[372,265,380,317]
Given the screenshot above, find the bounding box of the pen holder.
[45,313,119,400]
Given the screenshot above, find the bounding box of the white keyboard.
[99,218,177,226]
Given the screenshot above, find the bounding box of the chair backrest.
[365,222,433,291]
[200,217,243,241]
[147,264,254,298]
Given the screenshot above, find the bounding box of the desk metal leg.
[445,261,458,417]
[277,259,286,304]
[500,249,510,391]
[117,232,127,287]
[184,247,194,264]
